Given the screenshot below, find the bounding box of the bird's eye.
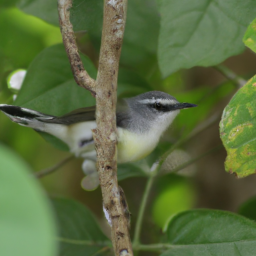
[154,102,163,110]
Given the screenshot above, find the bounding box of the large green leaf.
[0,0,20,8]
[238,196,256,222]
[120,0,159,71]
[0,8,48,69]
[243,17,256,53]
[52,197,111,256]
[0,144,57,256]
[15,43,96,115]
[157,0,256,77]
[18,0,102,33]
[161,209,256,256]
[220,75,256,178]
[18,0,59,27]
[118,68,152,95]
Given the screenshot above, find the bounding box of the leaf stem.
[160,144,223,176]
[214,65,246,88]
[57,237,112,247]
[133,171,156,247]
[159,111,220,167]
[35,155,74,178]
[58,237,176,253]
[133,243,175,252]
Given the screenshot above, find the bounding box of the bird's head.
[126,91,197,133]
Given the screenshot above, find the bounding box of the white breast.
[117,128,160,163]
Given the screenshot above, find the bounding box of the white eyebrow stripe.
[138,99,177,104]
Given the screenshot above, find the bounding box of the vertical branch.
[93,0,132,255]
[58,0,131,254]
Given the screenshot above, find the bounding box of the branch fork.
[58,0,132,255]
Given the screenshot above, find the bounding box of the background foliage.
[1,0,256,256]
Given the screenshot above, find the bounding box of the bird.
[0,91,197,163]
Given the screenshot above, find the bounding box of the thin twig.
[133,174,155,248]
[58,0,96,96]
[90,246,111,256]
[160,110,221,166]
[133,243,175,252]
[58,237,111,256]
[160,144,223,176]
[35,155,74,178]
[197,80,235,104]
[57,237,112,247]
[214,65,246,88]
[132,145,222,251]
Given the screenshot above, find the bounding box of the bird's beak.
[173,103,197,110]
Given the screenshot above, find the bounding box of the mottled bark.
[58,0,132,255]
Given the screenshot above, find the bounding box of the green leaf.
[51,197,110,256]
[18,0,59,27]
[71,0,103,34]
[18,0,103,33]
[18,0,159,74]
[157,0,256,77]
[117,68,152,98]
[15,43,96,115]
[0,0,19,8]
[220,75,256,178]
[118,68,152,92]
[120,0,159,72]
[161,209,256,256]
[238,196,256,221]
[38,132,69,152]
[243,17,256,53]
[0,143,57,256]
[0,8,48,69]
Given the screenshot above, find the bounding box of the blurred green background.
[1,4,256,254]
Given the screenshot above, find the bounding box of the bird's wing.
[42,106,96,125]
[50,99,130,126]
[0,101,128,127]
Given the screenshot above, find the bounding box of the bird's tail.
[0,104,54,130]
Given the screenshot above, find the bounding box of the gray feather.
[40,106,96,125]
